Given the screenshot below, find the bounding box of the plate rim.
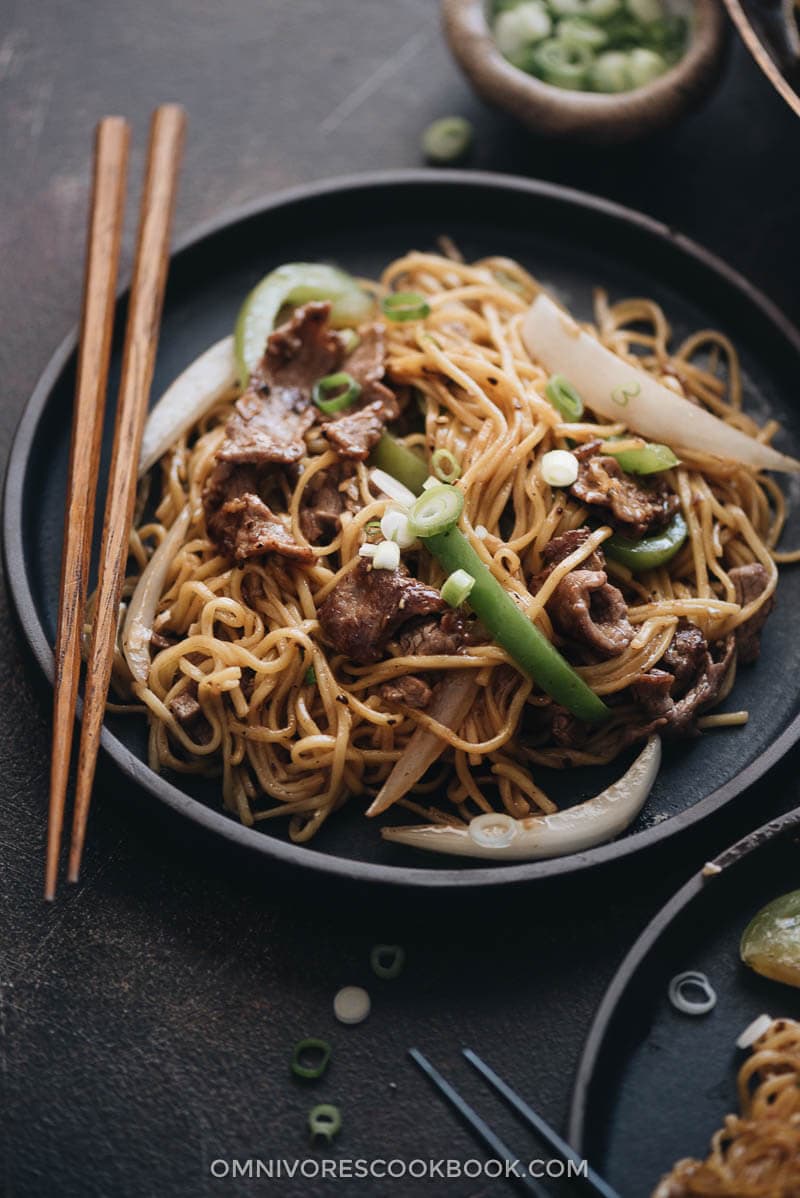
[567,804,800,1154]
[5,166,800,889]
[722,0,800,119]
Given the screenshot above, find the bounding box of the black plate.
[569,807,800,1194]
[5,169,800,889]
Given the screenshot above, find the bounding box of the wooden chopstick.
[67,103,187,886]
[45,116,131,901]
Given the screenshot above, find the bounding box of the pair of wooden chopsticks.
[45,105,186,900]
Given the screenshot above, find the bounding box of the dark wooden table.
[2,4,799,1196]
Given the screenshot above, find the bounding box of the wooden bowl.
[442,0,729,144]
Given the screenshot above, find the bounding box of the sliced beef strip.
[380,675,433,710]
[321,324,400,460]
[322,395,399,460]
[381,612,468,711]
[218,302,341,468]
[299,466,361,544]
[660,620,707,696]
[168,684,212,745]
[540,527,606,573]
[317,560,445,664]
[730,562,774,665]
[570,440,679,539]
[547,569,634,659]
[395,611,467,658]
[203,462,312,565]
[630,630,735,738]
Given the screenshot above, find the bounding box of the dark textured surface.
[2,3,800,1196]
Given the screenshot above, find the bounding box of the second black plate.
[5,170,800,887]
[570,808,800,1194]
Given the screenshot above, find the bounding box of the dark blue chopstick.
[463,1049,621,1198]
[408,1049,547,1197]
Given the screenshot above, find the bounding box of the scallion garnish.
[313,371,362,415]
[421,116,474,165]
[545,374,584,421]
[291,1038,331,1080]
[308,1103,342,1144]
[611,380,640,407]
[408,484,465,538]
[304,666,317,686]
[531,37,593,89]
[381,292,431,323]
[441,569,476,608]
[432,447,462,482]
[370,944,406,980]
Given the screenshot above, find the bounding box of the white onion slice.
[668,970,717,1016]
[736,1013,773,1049]
[122,505,191,683]
[138,336,237,477]
[333,986,371,1025]
[370,468,416,508]
[381,735,661,859]
[367,673,479,817]
[523,294,800,474]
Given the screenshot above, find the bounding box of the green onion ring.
[421,116,474,165]
[304,666,317,686]
[441,569,476,608]
[291,1038,331,1080]
[545,374,584,421]
[308,1103,342,1143]
[432,447,462,482]
[313,371,362,415]
[381,292,431,323]
[370,944,406,980]
[408,485,464,538]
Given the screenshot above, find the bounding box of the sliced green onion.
[540,449,579,487]
[642,15,687,61]
[369,434,429,496]
[422,116,474,165]
[556,16,609,49]
[549,0,621,18]
[611,441,679,475]
[304,666,317,686]
[627,0,664,22]
[494,1,552,58]
[441,569,476,608]
[372,540,401,571]
[605,512,687,572]
[312,371,361,415]
[531,36,593,89]
[422,475,440,491]
[545,374,584,421]
[408,485,465,538]
[422,525,608,722]
[291,1038,330,1080]
[381,508,416,548]
[381,292,431,323]
[610,380,641,406]
[432,448,462,482]
[339,328,361,355]
[308,1103,341,1144]
[627,46,668,87]
[590,49,631,91]
[370,944,406,980]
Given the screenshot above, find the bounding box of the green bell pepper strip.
[610,441,678,475]
[604,512,687,572]
[234,263,374,384]
[423,528,608,722]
